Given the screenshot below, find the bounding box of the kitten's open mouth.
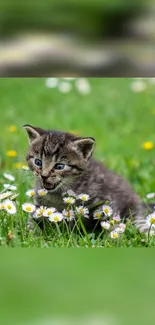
[44,181,61,192]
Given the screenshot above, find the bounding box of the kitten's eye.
[54,163,65,170]
[34,159,42,168]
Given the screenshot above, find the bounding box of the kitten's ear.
[23,125,45,143]
[73,137,95,160]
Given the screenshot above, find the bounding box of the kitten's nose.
[41,174,49,181]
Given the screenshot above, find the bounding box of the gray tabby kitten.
[24,124,149,233]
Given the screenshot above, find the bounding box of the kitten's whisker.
[36,174,44,187]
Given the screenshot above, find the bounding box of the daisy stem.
[92,219,100,233]
[75,218,86,239]
[55,223,62,237]
[78,217,91,247]
[67,220,80,247]
[63,220,70,237]
[147,223,153,244]
[96,230,104,245]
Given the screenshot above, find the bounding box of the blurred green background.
[0,250,155,325]
[1,77,155,197]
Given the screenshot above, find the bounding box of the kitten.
[24,124,149,233]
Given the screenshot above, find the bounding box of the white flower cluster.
[0,173,17,214]
[0,173,128,238]
[45,78,91,95]
[130,78,155,93]
[23,189,127,238]
[1,170,155,241]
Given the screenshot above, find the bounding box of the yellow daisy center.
[7,204,12,210]
[113,233,118,238]
[26,207,32,212]
[54,216,59,221]
[104,208,109,214]
[37,209,44,216]
[47,211,52,216]
[96,213,101,218]
[150,218,155,224]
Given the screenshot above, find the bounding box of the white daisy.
[58,81,72,93]
[0,191,12,201]
[4,199,16,215]
[38,189,48,196]
[76,206,89,216]
[26,189,35,197]
[34,206,45,218]
[62,209,74,221]
[102,205,113,217]
[130,80,147,93]
[3,173,15,182]
[149,78,155,84]
[3,184,17,191]
[146,193,155,199]
[22,203,36,213]
[63,189,77,198]
[75,78,91,95]
[45,78,58,88]
[100,221,110,230]
[93,210,102,220]
[63,77,75,80]
[63,197,75,204]
[146,213,155,228]
[113,215,121,223]
[3,184,10,189]
[43,207,56,217]
[0,202,6,210]
[78,193,90,202]
[11,193,19,200]
[48,212,63,223]
[110,230,119,239]
[115,223,126,233]
[119,223,126,230]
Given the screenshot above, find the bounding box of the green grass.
[1,77,155,247]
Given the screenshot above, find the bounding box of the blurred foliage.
[0,0,147,38]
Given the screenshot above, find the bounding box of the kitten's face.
[24,125,95,193]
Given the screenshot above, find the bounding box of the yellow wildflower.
[14,162,22,169]
[142,142,154,150]
[9,125,17,132]
[70,130,80,136]
[14,162,29,170]
[6,150,17,157]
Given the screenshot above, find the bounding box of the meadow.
[1,77,155,247]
